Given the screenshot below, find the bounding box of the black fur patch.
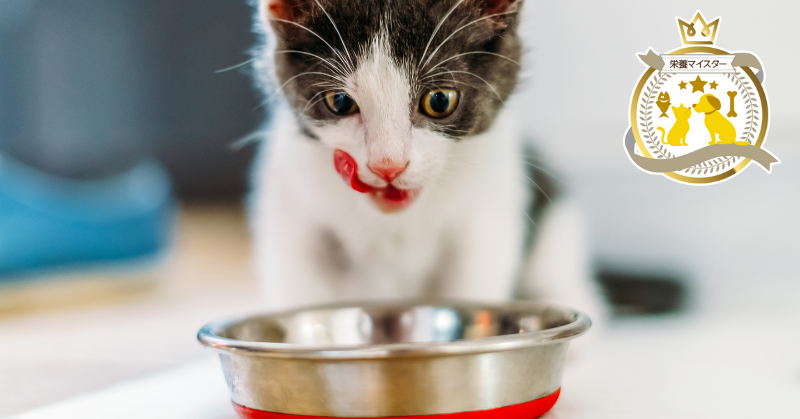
[262,0,523,138]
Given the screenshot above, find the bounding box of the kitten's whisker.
[421,11,519,71]
[267,72,345,101]
[427,79,449,95]
[312,0,355,73]
[268,17,351,74]
[215,58,256,74]
[300,82,339,100]
[424,78,464,86]
[520,173,553,203]
[229,131,264,150]
[425,70,504,103]
[297,81,341,112]
[425,65,459,85]
[425,51,520,76]
[274,50,346,76]
[522,209,539,232]
[418,0,466,68]
[303,97,328,114]
[305,83,340,91]
[303,91,329,113]
[422,71,456,81]
[517,162,567,186]
[424,79,495,99]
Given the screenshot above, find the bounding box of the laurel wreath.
[727,68,759,144]
[639,68,761,176]
[639,72,675,159]
[685,155,736,174]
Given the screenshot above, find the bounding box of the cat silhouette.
[657,104,692,147]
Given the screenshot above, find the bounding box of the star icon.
[709,81,719,90]
[678,81,688,90]
[689,76,707,93]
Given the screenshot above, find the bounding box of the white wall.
[518,0,800,311]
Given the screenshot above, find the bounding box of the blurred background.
[0,0,798,417]
[0,0,260,198]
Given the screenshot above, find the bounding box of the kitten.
[247,0,603,319]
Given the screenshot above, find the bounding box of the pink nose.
[368,161,408,182]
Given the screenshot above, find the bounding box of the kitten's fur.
[248,0,602,319]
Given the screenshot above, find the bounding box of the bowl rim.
[197,300,591,360]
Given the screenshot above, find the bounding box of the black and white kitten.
[248,0,602,318]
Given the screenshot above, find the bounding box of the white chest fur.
[250,105,529,311]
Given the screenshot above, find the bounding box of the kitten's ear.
[259,0,312,24]
[483,0,521,17]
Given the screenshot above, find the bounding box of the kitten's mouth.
[369,185,420,213]
[333,149,420,213]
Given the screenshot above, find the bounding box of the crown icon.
[677,11,720,45]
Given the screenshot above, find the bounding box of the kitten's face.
[672,104,691,120]
[259,0,523,212]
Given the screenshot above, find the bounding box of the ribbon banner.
[659,54,735,74]
[624,128,779,174]
[637,49,766,82]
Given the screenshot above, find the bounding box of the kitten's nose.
[368,161,409,182]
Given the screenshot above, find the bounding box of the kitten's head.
[672,104,691,120]
[257,0,524,212]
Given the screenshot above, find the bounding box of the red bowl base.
[233,388,560,419]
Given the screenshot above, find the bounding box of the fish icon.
[656,91,671,118]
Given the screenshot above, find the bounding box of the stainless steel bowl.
[198,301,590,418]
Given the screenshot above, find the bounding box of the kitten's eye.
[420,89,459,118]
[324,91,359,116]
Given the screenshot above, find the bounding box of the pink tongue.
[333,149,375,193]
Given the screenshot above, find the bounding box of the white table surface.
[10,309,800,419]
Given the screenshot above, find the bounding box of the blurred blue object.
[0,154,176,278]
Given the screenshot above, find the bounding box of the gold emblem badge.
[624,11,779,185]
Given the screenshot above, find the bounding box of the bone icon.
[727,91,738,118]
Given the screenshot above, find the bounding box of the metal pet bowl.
[198,301,590,419]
